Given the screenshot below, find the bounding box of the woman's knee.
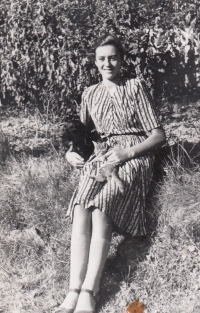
[72,205,92,235]
[92,209,112,240]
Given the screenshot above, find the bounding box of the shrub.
[1,0,200,114]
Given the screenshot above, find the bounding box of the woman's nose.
[104,58,111,66]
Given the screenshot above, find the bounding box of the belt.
[100,131,146,138]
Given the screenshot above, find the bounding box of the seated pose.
[56,34,166,313]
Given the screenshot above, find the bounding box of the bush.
[1,0,200,114]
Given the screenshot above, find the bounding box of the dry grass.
[123,163,200,313]
[0,153,77,313]
[1,152,200,313]
[0,108,65,155]
[0,104,200,312]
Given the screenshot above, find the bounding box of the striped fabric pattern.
[67,78,161,236]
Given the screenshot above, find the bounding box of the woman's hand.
[103,128,166,164]
[104,147,133,164]
[65,151,85,168]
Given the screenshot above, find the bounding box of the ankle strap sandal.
[55,289,81,313]
[69,289,81,294]
[81,288,99,304]
[74,289,99,313]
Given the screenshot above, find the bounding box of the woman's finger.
[106,160,119,165]
[75,164,84,169]
[104,149,113,157]
[107,156,118,163]
[70,152,84,161]
[72,158,85,166]
[66,152,83,161]
[75,154,84,161]
[66,151,85,167]
[75,161,84,165]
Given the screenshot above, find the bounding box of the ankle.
[68,288,81,293]
[81,284,99,295]
[59,290,80,310]
[75,289,97,311]
[69,279,84,290]
[69,283,82,290]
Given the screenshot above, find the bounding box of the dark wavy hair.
[93,34,125,60]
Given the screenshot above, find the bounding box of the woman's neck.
[102,76,121,93]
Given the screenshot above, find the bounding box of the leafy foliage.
[1,0,200,115]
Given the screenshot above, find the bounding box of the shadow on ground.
[97,141,200,311]
[97,148,166,311]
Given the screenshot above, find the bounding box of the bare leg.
[75,208,112,312]
[58,205,92,310]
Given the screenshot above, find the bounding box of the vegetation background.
[1,0,200,114]
[0,0,200,312]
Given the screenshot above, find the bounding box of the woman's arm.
[129,127,166,158]
[105,127,166,164]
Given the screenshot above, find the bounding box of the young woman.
[56,34,166,313]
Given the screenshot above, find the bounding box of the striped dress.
[67,78,161,236]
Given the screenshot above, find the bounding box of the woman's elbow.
[152,128,167,147]
[158,130,167,147]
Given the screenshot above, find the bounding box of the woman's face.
[95,45,121,82]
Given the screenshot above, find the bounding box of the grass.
[124,161,200,313]
[1,150,200,313]
[0,107,65,155]
[0,153,77,313]
[0,105,200,313]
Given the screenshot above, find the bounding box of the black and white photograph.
[0,1,200,313]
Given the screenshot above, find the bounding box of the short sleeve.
[80,88,95,132]
[134,79,161,132]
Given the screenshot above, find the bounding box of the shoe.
[55,289,81,313]
[55,309,74,313]
[74,288,99,313]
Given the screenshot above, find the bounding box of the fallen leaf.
[126,301,145,313]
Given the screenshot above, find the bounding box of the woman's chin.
[105,76,114,80]
[103,73,119,81]
[103,72,113,78]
